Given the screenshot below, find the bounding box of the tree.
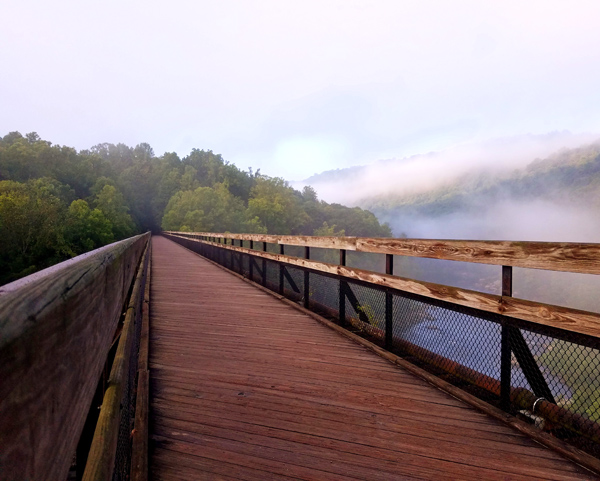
[162,183,249,233]
[0,178,71,283]
[313,221,345,237]
[0,131,393,284]
[94,184,135,239]
[247,177,309,234]
[64,200,114,254]
[134,142,154,162]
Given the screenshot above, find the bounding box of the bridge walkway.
[149,235,595,480]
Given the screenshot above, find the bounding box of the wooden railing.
[0,233,150,481]
[165,230,600,467]
[167,232,600,337]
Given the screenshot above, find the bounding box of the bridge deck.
[149,236,595,480]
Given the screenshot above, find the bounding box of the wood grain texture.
[166,231,600,274]
[83,240,150,481]
[149,236,597,481]
[131,244,152,481]
[168,235,600,339]
[0,233,148,481]
[277,296,600,475]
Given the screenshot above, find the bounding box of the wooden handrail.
[172,235,600,339]
[166,231,600,275]
[0,233,149,481]
[83,240,150,481]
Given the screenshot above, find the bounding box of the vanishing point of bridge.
[2,233,600,479]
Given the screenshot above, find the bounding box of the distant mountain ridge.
[365,139,600,214]
[301,133,600,240]
[302,131,590,191]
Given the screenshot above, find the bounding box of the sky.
[2,0,600,181]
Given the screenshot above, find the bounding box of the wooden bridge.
[3,233,600,480]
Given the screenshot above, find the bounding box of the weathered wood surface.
[285,297,600,475]
[149,236,597,480]
[83,241,150,481]
[0,233,148,481]
[167,231,600,274]
[131,244,152,481]
[169,236,600,339]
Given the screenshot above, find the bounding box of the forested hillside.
[364,139,600,220]
[0,131,390,284]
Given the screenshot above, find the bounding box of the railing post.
[249,240,254,281]
[279,244,285,295]
[304,246,310,308]
[339,249,346,325]
[385,254,394,350]
[262,242,267,286]
[240,240,245,276]
[500,265,512,411]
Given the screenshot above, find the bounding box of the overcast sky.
[2,0,599,180]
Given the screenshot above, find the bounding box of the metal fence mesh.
[175,235,600,458]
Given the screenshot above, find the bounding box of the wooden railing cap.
[166,231,600,275]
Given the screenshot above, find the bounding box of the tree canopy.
[0,131,391,284]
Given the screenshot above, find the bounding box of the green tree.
[313,221,345,237]
[0,178,71,283]
[162,183,250,233]
[247,177,309,234]
[94,184,135,239]
[64,199,114,254]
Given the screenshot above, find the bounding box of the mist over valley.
[301,132,600,243]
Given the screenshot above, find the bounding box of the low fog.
[301,132,600,243]
[301,132,597,207]
[383,199,600,242]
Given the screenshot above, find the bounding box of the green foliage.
[313,222,345,237]
[65,200,114,254]
[0,130,391,284]
[0,179,71,283]
[94,184,136,239]
[537,340,600,420]
[364,139,600,219]
[247,177,309,234]
[162,183,248,233]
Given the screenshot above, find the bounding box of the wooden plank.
[151,419,541,481]
[171,231,359,250]
[130,371,149,481]
[172,236,600,339]
[268,291,600,476]
[152,448,300,481]
[131,243,152,481]
[151,407,584,480]
[166,231,600,274]
[149,236,598,480]
[83,240,150,481]
[152,381,532,442]
[358,238,600,274]
[0,233,148,481]
[151,394,552,460]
